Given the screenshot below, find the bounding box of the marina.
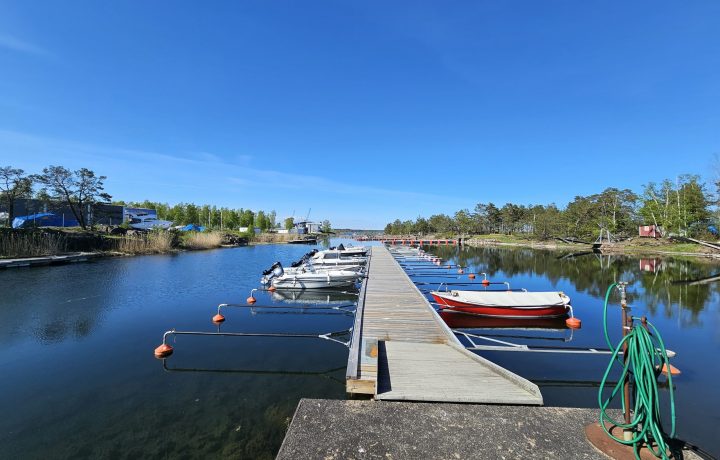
[3,2,719,457]
[1,240,718,457]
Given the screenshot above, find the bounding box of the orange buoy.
[566,317,582,329]
[661,363,681,376]
[481,279,490,286]
[154,343,174,358]
[212,313,226,323]
[468,273,476,279]
[268,286,276,292]
[247,296,256,304]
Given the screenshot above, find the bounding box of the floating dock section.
[0,252,101,269]
[346,246,542,405]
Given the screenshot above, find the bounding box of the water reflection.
[428,245,719,321]
[270,288,359,305]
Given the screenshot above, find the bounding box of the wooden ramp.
[346,246,542,405]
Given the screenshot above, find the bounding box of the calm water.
[416,244,720,456]
[1,241,719,458]
[0,240,358,459]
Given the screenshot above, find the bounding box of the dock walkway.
[346,246,542,405]
[0,252,102,269]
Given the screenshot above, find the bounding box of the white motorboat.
[333,244,368,257]
[285,264,365,275]
[271,270,362,289]
[261,262,363,289]
[261,262,363,285]
[309,250,367,268]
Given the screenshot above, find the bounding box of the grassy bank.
[0,231,68,258]
[463,234,719,258]
[115,232,176,254]
[0,228,247,259]
[182,231,224,250]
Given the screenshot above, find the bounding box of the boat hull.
[431,293,568,318]
[271,275,359,289]
[439,310,568,329]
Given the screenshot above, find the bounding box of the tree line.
[0,165,293,232]
[114,199,280,231]
[384,175,713,240]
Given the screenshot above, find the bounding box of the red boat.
[431,290,570,318]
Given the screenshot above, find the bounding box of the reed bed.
[182,231,224,250]
[0,232,67,258]
[115,232,174,254]
[254,233,296,243]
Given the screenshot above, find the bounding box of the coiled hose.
[598,283,676,459]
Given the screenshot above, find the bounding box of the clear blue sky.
[1,1,718,229]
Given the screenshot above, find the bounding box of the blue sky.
[1,1,718,229]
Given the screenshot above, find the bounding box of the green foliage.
[32,166,111,229]
[384,180,712,240]
[0,166,33,226]
[321,219,332,233]
[639,176,710,236]
[284,217,294,230]
[116,200,275,232]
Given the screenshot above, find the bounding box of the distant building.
[239,227,262,234]
[0,199,168,228]
[639,225,662,238]
[294,220,322,234]
[1,198,124,227]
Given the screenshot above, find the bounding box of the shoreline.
[0,233,326,268]
[460,237,720,259]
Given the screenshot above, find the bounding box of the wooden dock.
[0,252,102,269]
[346,246,542,405]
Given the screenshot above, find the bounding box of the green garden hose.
[598,283,676,459]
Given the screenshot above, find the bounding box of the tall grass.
[182,231,224,250]
[115,232,174,254]
[254,233,296,243]
[0,232,67,258]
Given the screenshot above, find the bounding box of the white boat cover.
[442,291,570,307]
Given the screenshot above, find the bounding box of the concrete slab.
[278,398,614,459]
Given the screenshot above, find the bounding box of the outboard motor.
[261,262,284,284]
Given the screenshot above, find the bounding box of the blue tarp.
[12,212,79,228]
[180,224,206,232]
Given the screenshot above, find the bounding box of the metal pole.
[618,282,633,440]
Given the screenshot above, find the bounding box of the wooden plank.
[345,251,371,381]
[376,342,542,404]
